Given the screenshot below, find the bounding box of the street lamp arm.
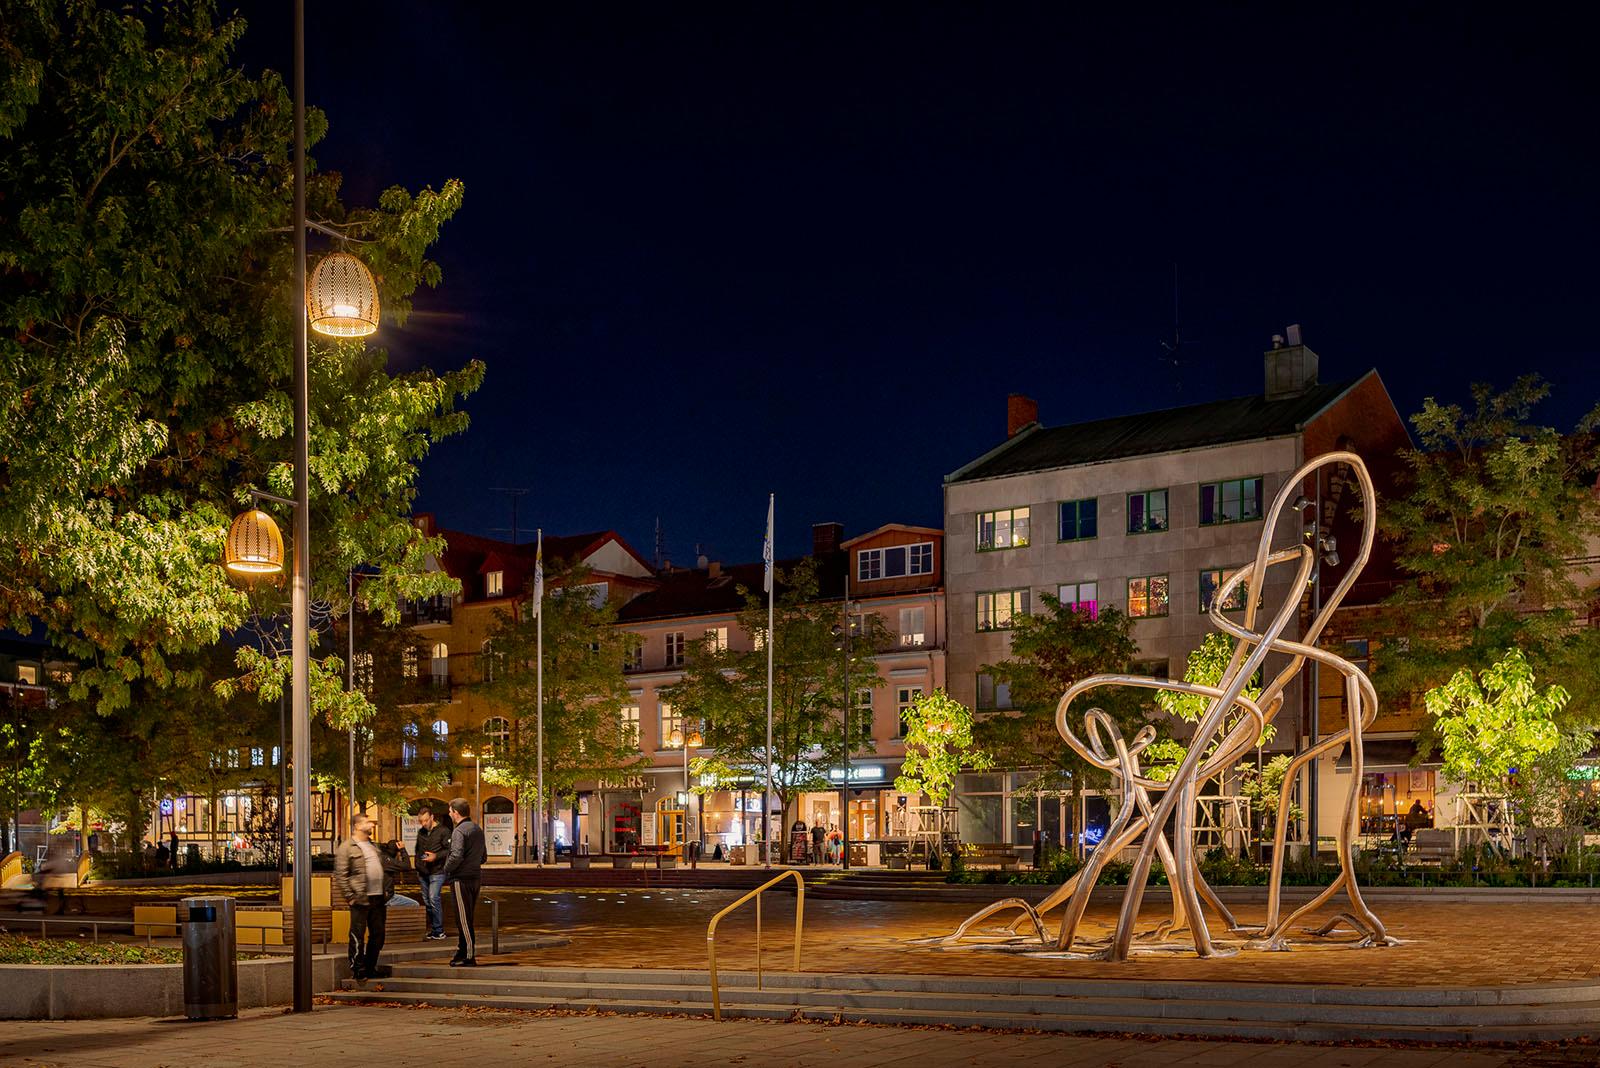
[247,488,297,508]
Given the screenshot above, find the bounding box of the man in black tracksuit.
[442,796,487,966]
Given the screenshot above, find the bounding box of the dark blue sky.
[245,2,1597,563]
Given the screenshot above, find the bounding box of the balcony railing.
[400,597,453,626]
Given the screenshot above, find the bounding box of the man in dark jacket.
[442,797,487,967]
[413,806,451,940]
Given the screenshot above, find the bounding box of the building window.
[402,723,418,767]
[401,646,419,679]
[353,651,374,692]
[1127,574,1170,618]
[704,626,728,653]
[665,632,686,668]
[1199,568,1247,613]
[250,747,265,767]
[1126,490,1169,534]
[976,507,1030,551]
[858,542,936,581]
[430,642,449,687]
[430,719,449,761]
[624,640,644,672]
[1057,498,1098,542]
[899,606,927,647]
[271,745,282,767]
[1057,581,1099,619]
[976,673,1013,711]
[620,705,641,748]
[977,588,1030,631]
[483,716,510,755]
[16,664,39,685]
[486,570,504,597]
[1199,476,1264,526]
[659,702,681,748]
[896,686,924,737]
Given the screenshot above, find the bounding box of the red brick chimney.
[1007,394,1039,438]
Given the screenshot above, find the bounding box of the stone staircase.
[328,963,1600,1042]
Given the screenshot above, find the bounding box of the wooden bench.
[965,843,1022,870]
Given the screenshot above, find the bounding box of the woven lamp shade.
[686,729,704,748]
[307,252,379,337]
[224,509,285,576]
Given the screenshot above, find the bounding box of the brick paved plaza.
[5,1004,1595,1068]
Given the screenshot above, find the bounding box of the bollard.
[490,897,500,955]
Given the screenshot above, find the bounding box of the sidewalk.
[0,1003,1556,1068]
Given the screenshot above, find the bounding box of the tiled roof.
[947,374,1370,483]
[616,554,848,624]
[436,528,639,602]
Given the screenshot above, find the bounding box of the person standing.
[810,821,825,866]
[442,797,487,967]
[167,830,179,870]
[333,814,394,982]
[413,807,451,941]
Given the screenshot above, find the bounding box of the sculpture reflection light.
[921,451,1392,959]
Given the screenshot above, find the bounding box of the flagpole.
[535,527,545,867]
[764,493,775,868]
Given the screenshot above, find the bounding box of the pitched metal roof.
[946,374,1370,484]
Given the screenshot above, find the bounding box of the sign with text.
[484,813,514,857]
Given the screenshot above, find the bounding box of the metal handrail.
[706,869,804,1022]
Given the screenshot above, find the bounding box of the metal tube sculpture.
[918,451,1392,959]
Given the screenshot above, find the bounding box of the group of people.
[332,797,487,982]
[791,818,845,865]
[140,831,182,871]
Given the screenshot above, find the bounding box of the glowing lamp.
[224,509,285,575]
[308,252,379,337]
[669,727,684,748]
[686,729,704,748]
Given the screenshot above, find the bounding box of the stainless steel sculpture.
[921,451,1392,959]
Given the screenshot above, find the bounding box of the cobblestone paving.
[5,1005,1596,1068]
[463,890,1600,987]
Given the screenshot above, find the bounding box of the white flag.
[762,495,774,593]
[532,530,544,616]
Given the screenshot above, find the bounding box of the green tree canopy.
[895,689,990,808]
[0,0,483,717]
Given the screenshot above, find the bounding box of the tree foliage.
[0,0,483,718]
[895,689,990,808]
[1380,376,1600,735]
[1145,632,1269,783]
[1424,648,1582,784]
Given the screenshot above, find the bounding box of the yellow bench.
[133,904,179,937]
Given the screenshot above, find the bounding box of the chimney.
[1263,324,1318,400]
[1007,394,1039,438]
[812,521,844,557]
[707,561,722,578]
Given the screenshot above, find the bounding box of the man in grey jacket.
[333,814,403,981]
[442,797,487,966]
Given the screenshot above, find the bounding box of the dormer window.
[486,570,504,597]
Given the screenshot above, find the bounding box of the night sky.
[241,3,1597,564]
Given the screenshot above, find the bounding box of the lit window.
[401,646,419,679]
[430,643,449,687]
[402,723,418,767]
[486,570,504,597]
[659,702,681,747]
[1199,568,1247,613]
[353,651,374,692]
[1127,490,1169,534]
[896,686,923,737]
[976,589,1030,631]
[620,705,641,748]
[483,716,510,754]
[1058,498,1098,542]
[250,747,265,767]
[705,627,728,653]
[15,664,38,685]
[430,719,448,761]
[624,641,644,672]
[665,632,686,668]
[1128,574,1170,618]
[976,508,1030,551]
[899,606,926,646]
[1057,581,1099,619]
[976,673,1012,711]
[1199,477,1264,526]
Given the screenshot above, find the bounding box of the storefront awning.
[1333,739,1440,771]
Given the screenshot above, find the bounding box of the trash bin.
[181,895,237,1020]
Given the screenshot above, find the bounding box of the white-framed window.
[480,639,502,682]
[976,508,1030,551]
[430,718,449,761]
[272,745,282,767]
[402,723,418,767]
[665,632,686,667]
[620,705,641,748]
[486,570,504,597]
[857,542,936,582]
[899,606,927,647]
[353,651,374,692]
[976,588,1030,631]
[624,640,644,672]
[430,642,449,687]
[250,747,265,767]
[976,673,1013,711]
[483,716,510,754]
[855,687,873,712]
[896,686,924,737]
[659,702,681,747]
[705,626,728,653]
[1057,581,1099,619]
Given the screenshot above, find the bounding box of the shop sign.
[828,765,886,783]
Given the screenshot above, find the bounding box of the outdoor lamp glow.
[308,252,379,337]
[224,509,285,575]
[686,729,704,748]
[669,727,685,748]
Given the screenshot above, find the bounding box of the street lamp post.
[668,725,702,860]
[836,602,857,870]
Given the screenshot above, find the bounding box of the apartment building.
[942,332,1410,850]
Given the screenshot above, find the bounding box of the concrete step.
[339,974,1600,1028]
[324,988,1600,1044]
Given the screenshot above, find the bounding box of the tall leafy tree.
[1380,376,1600,739]
[663,558,885,857]
[472,561,641,837]
[895,689,991,808]
[0,0,482,721]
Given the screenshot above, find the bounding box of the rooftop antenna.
[1157,262,1197,396]
[654,516,664,570]
[489,487,530,544]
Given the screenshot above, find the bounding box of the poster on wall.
[640,813,657,847]
[484,813,515,857]
[1408,770,1430,792]
[400,815,421,852]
